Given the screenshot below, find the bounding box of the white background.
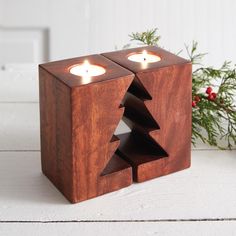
[0,0,236,66]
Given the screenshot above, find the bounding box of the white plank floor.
[1,221,236,236]
[0,70,236,235]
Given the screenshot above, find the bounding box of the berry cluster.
[192,95,200,108]
[206,87,217,101]
[192,86,217,108]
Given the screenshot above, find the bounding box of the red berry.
[194,95,201,102]
[208,92,217,101]
[192,101,197,107]
[211,92,217,99]
[206,87,213,94]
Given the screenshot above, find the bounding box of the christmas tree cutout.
[117,74,169,182]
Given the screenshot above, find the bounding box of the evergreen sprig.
[128,28,236,149]
[129,28,161,46]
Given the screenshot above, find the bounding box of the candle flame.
[83,60,90,73]
[142,50,147,61]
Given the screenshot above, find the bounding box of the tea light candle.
[128,50,161,63]
[70,60,106,77]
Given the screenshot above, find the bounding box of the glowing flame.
[83,60,90,73]
[142,50,148,61]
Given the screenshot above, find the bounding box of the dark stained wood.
[102,46,190,73]
[40,47,192,202]
[39,55,134,203]
[40,54,133,87]
[71,76,134,202]
[39,68,74,201]
[116,132,168,182]
[103,46,192,182]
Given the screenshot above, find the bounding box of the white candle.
[70,60,106,78]
[128,50,161,63]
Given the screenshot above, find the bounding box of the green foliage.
[129,29,236,149]
[129,28,161,46]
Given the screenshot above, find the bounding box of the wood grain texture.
[103,46,192,182]
[71,76,133,202]
[0,67,227,152]
[0,102,225,152]
[39,55,134,203]
[40,54,133,87]
[39,67,74,202]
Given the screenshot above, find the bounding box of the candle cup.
[127,50,161,63]
[69,60,106,78]
[103,46,192,182]
[39,55,134,203]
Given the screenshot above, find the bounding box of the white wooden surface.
[0,150,236,222]
[0,69,236,235]
[0,222,236,236]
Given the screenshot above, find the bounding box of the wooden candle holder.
[39,55,134,203]
[103,46,192,182]
[39,46,192,203]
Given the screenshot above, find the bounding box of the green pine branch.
[128,28,236,149]
[129,28,161,46]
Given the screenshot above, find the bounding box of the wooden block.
[103,46,192,182]
[39,55,134,203]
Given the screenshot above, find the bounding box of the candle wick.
[86,69,89,73]
[144,58,146,61]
